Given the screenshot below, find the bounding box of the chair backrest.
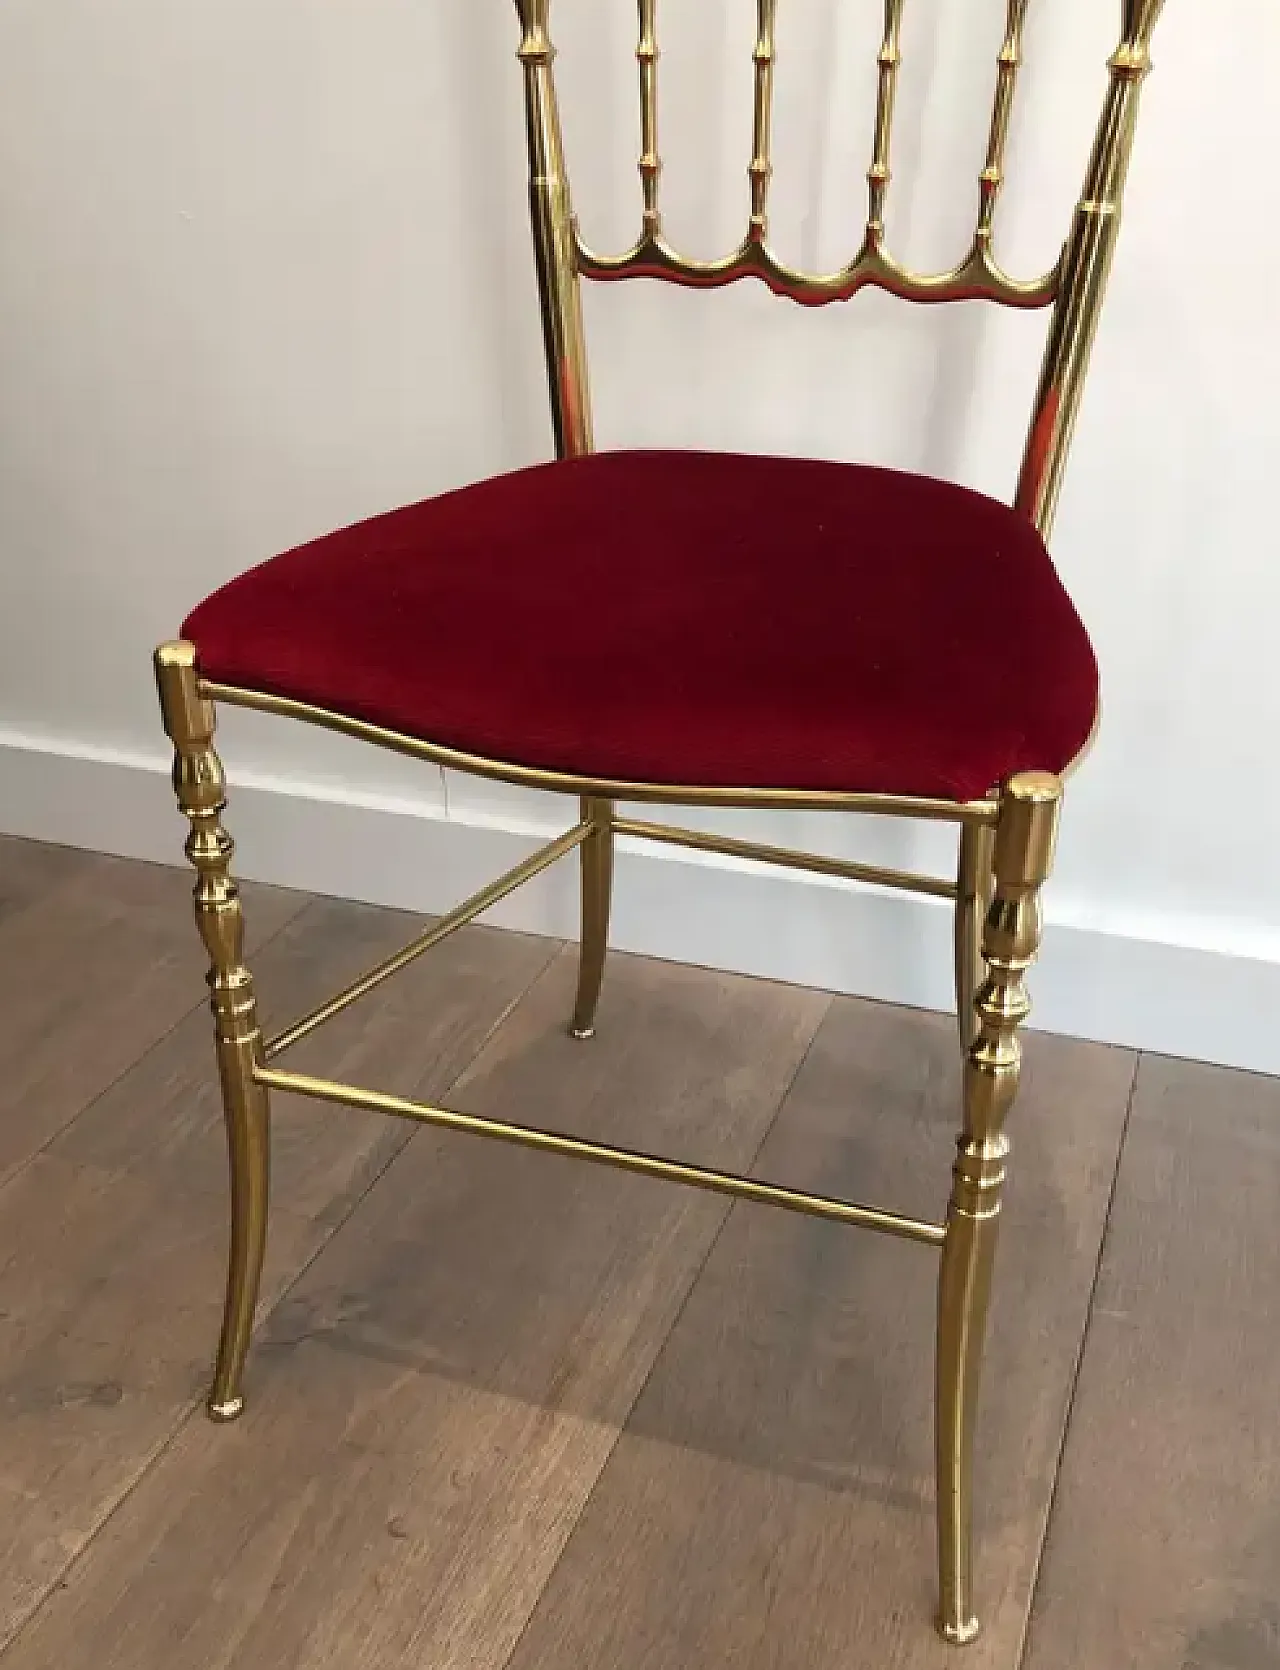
[512,0,1166,538]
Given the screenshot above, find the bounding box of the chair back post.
[1015,0,1167,537]
[514,0,594,458]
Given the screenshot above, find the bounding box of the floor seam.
[0,912,558,1659]
[0,896,319,1656]
[1013,1047,1143,1670]
[441,935,567,1100]
[0,890,311,1208]
[492,991,835,1670]
[0,1398,207,1659]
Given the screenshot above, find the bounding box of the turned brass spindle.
[937,772,1062,1644]
[154,642,270,1422]
[977,0,1030,243]
[866,0,906,246]
[748,0,779,241]
[1016,0,1165,535]
[637,0,661,237]
[514,0,593,459]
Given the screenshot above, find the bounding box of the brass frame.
[153,0,1165,1649]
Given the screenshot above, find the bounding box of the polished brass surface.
[866,0,906,249]
[954,819,996,1053]
[200,680,1000,824]
[615,815,958,901]
[154,643,269,1423]
[936,772,1061,1644]
[748,0,779,241]
[263,822,590,1063]
[571,0,1063,309]
[570,797,614,1039]
[1017,0,1167,536]
[636,0,660,237]
[255,1065,947,1247]
[575,212,1059,312]
[977,0,1030,246]
[515,0,593,459]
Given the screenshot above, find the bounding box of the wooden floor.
[0,834,1276,1670]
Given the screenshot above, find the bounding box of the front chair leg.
[155,642,270,1422]
[936,772,1062,1645]
[954,819,995,1056]
[570,795,614,1039]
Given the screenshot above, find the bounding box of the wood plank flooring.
[0,834,1273,1669]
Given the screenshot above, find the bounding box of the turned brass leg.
[955,820,995,1055]
[570,796,614,1039]
[155,642,270,1423]
[936,772,1062,1645]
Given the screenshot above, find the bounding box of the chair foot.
[568,1023,596,1041]
[936,1614,981,1647]
[207,1394,246,1424]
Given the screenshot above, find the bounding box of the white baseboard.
[3,729,1278,1076]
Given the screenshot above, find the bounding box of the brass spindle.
[748,0,779,241]
[637,0,661,237]
[155,642,270,1423]
[514,0,594,459]
[866,0,905,246]
[977,0,1029,243]
[1015,0,1166,535]
[937,772,1062,1643]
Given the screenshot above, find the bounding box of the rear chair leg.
[155,641,270,1422]
[954,819,995,1055]
[570,796,614,1039]
[936,772,1062,1644]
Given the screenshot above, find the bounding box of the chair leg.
[954,820,995,1055]
[570,796,614,1039]
[936,772,1062,1645]
[155,642,270,1423]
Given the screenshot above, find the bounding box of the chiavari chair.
[154,0,1167,1640]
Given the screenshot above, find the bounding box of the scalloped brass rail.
[573,0,1056,310]
[520,0,1166,537]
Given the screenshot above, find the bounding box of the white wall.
[2,1,1278,1069]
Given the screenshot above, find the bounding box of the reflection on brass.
[749,0,779,240]
[156,2,1168,1644]
[571,797,615,1038]
[937,772,1061,1643]
[1017,0,1167,534]
[637,0,661,236]
[866,0,906,248]
[154,643,269,1422]
[954,820,995,1053]
[978,0,1030,245]
[515,0,593,459]
[576,211,1059,311]
[255,1064,948,1247]
[569,0,1166,545]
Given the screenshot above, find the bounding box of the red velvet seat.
[184,449,1098,803]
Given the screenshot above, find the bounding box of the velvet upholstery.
[183,449,1098,802]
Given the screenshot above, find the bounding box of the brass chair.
[153,0,1166,1644]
